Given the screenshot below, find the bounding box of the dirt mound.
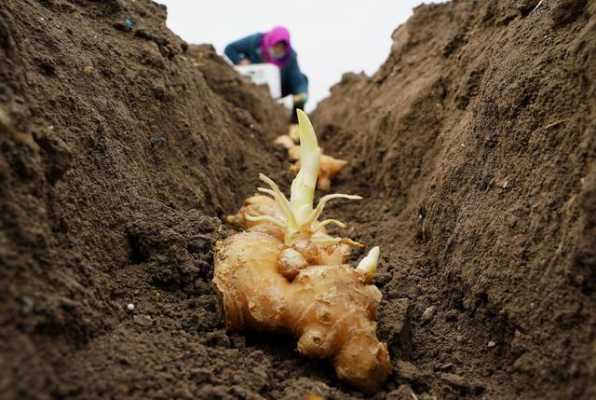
[313,0,595,398]
[0,0,289,398]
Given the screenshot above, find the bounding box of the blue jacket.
[224,33,308,99]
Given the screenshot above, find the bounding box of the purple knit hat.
[260,26,292,67]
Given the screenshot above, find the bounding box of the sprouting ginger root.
[226,194,286,239]
[214,233,389,392]
[226,189,362,268]
[214,110,392,392]
[273,134,296,150]
[225,177,364,267]
[289,123,300,141]
[274,134,348,191]
[290,154,348,191]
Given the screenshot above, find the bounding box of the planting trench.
[1,0,595,399]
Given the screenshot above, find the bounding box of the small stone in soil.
[20,296,34,314]
[421,305,436,322]
[487,340,496,348]
[126,303,135,311]
[83,65,94,75]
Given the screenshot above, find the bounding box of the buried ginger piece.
[215,110,391,392]
[274,133,348,191]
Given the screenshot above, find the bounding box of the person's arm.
[293,92,308,104]
[224,34,260,65]
[285,54,309,104]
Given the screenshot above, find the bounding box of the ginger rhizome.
[215,110,391,393]
[274,131,348,191]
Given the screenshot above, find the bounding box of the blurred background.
[155,1,440,110]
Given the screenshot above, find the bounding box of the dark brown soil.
[0,0,594,399]
[313,1,596,399]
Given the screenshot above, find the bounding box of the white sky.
[155,1,435,110]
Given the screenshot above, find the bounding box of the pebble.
[421,305,436,322]
[127,303,135,311]
[487,340,496,348]
[20,296,35,314]
[83,65,94,75]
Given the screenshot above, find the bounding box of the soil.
[313,1,596,398]
[0,0,594,400]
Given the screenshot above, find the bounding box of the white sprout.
[356,246,380,279]
[256,110,362,245]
